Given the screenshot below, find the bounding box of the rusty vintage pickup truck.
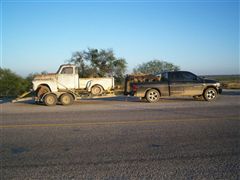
[32,64,114,106]
[124,71,222,103]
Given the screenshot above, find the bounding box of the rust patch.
[34,74,57,80]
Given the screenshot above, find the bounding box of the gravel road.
[1,90,240,179]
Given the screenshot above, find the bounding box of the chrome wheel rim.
[206,89,216,100]
[148,90,159,101]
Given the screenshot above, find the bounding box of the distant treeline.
[203,75,240,81]
[203,75,240,89]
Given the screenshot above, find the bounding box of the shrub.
[0,68,29,97]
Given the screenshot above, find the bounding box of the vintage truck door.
[169,72,184,96]
[57,66,78,89]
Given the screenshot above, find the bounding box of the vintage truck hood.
[33,73,57,81]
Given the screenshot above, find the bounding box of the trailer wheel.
[60,93,74,105]
[43,93,57,106]
[91,85,103,96]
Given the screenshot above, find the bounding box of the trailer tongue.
[11,91,33,103]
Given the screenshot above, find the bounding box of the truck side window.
[161,72,168,81]
[61,67,73,74]
[170,72,183,82]
[182,72,197,82]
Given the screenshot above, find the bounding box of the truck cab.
[32,64,79,93]
[56,64,79,89]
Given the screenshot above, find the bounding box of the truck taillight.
[132,84,138,92]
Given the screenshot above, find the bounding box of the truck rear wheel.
[146,89,160,103]
[43,93,57,106]
[91,85,103,96]
[59,93,74,105]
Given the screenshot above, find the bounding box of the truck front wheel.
[43,93,57,106]
[203,88,217,101]
[146,89,160,103]
[37,86,50,98]
[59,93,74,105]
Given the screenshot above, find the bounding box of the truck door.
[57,66,78,89]
[169,72,185,96]
[180,72,204,96]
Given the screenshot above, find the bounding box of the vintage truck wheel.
[146,89,160,103]
[60,93,74,105]
[37,86,50,98]
[203,88,217,101]
[43,93,57,106]
[91,85,103,96]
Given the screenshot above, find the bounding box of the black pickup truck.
[124,71,222,103]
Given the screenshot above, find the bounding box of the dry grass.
[222,81,240,89]
[204,75,240,89]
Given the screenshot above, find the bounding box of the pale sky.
[1,0,239,76]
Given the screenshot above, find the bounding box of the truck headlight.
[216,82,221,87]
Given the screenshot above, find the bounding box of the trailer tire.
[59,93,74,105]
[43,93,57,106]
[91,85,103,96]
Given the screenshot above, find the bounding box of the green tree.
[25,72,44,90]
[0,68,29,97]
[69,51,92,78]
[133,60,180,75]
[69,48,127,84]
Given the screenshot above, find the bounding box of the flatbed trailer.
[12,90,116,104]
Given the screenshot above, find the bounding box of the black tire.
[59,93,74,105]
[91,85,103,96]
[43,93,57,106]
[203,88,217,101]
[37,86,50,98]
[146,89,160,103]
